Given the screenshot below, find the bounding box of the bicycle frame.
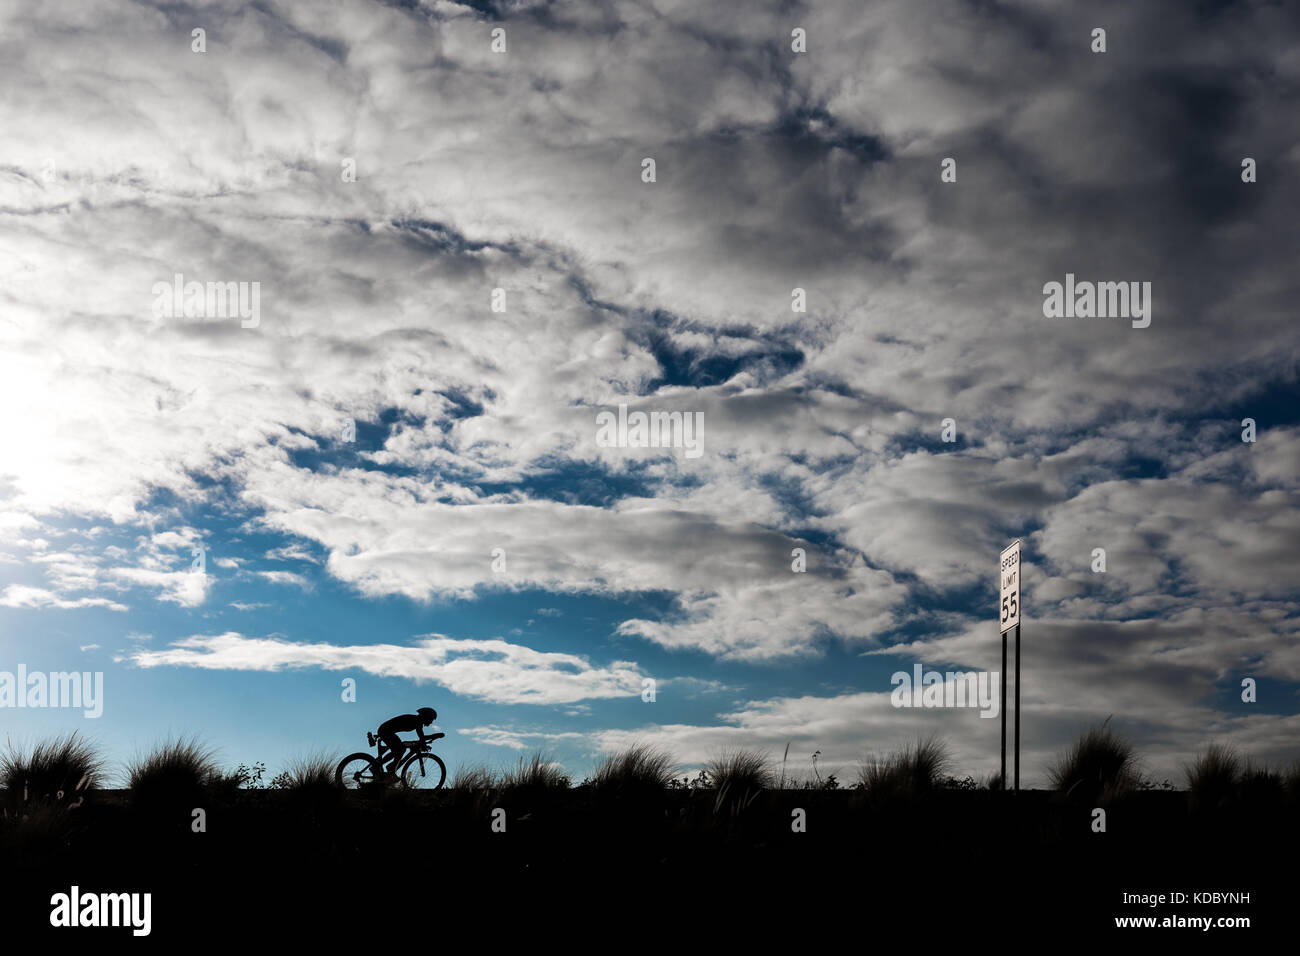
[369,732,436,773]
[337,730,445,790]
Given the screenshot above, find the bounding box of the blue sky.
[1,0,1298,787]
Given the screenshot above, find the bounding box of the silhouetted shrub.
[666,768,712,790]
[0,732,104,807]
[709,748,773,816]
[127,736,219,809]
[1239,762,1285,807]
[857,735,952,803]
[208,762,259,800]
[451,764,497,791]
[278,753,338,798]
[1047,719,1139,804]
[501,752,570,790]
[1283,761,1300,804]
[589,743,676,793]
[1184,743,1240,812]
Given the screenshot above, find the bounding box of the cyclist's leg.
[380,733,405,777]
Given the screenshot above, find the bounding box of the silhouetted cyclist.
[377,707,438,780]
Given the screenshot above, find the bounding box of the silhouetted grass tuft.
[502,752,570,790]
[283,753,338,792]
[451,764,497,791]
[1283,761,1300,803]
[1239,760,1285,807]
[1184,743,1240,811]
[0,732,104,806]
[709,748,772,816]
[1047,718,1139,804]
[857,735,952,803]
[127,736,220,807]
[207,768,248,795]
[590,743,676,792]
[446,763,497,817]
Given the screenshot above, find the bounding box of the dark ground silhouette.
[2,786,1288,942]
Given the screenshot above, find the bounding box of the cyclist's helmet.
[417,706,437,723]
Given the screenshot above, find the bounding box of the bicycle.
[336,730,447,790]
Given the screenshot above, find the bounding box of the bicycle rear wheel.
[400,752,447,790]
[336,753,381,789]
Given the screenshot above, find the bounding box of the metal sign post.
[1015,621,1021,791]
[1000,627,1007,789]
[999,540,1021,792]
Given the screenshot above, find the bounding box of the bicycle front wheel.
[400,752,447,790]
[337,753,381,790]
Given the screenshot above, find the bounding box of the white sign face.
[999,540,1021,633]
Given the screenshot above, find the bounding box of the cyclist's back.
[377,713,425,736]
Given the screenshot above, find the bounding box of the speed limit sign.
[999,539,1020,633]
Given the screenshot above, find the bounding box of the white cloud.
[0,584,127,612]
[128,631,647,706]
[252,569,313,591]
[109,567,210,608]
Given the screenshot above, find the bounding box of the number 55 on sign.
[999,539,1020,633]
